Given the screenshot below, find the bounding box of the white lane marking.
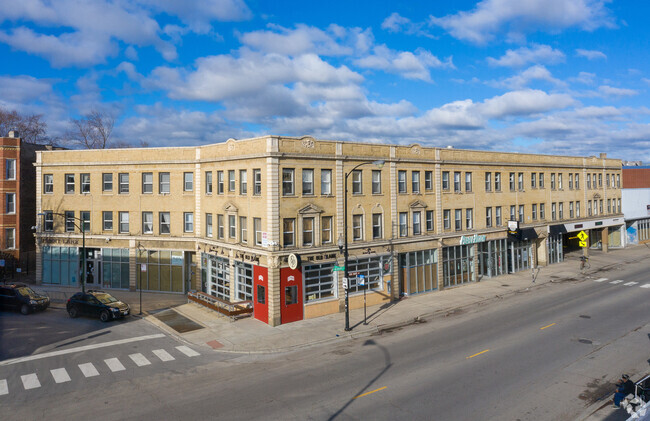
[50,368,71,383]
[641,284,650,289]
[0,334,165,367]
[152,349,175,362]
[623,282,638,286]
[176,346,200,357]
[0,379,8,395]
[78,363,99,378]
[129,353,151,367]
[593,278,608,282]
[610,280,623,284]
[105,358,126,372]
[21,373,41,390]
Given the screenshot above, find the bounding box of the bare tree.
[0,107,48,143]
[68,110,115,149]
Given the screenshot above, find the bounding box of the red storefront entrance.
[253,265,268,323]
[280,267,303,324]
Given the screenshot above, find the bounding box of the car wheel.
[20,304,30,315]
[68,306,78,318]
[100,310,110,322]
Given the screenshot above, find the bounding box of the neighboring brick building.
[0,132,52,275]
[622,165,650,244]
[34,136,624,326]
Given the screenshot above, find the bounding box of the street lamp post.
[39,212,87,293]
[342,160,384,332]
[137,243,145,315]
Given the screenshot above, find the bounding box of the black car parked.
[66,290,130,322]
[0,283,50,314]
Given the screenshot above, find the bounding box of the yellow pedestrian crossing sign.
[579,241,587,247]
[577,231,588,241]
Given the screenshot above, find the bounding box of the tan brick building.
[34,136,624,326]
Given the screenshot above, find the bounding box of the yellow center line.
[466,349,489,359]
[540,323,556,330]
[353,386,387,399]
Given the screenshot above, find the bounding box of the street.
[1,256,649,420]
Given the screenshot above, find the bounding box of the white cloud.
[430,0,615,44]
[0,75,55,104]
[381,13,434,38]
[480,89,575,118]
[355,45,453,82]
[137,0,252,33]
[576,48,607,60]
[487,44,565,67]
[570,71,596,85]
[492,65,567,89]
[598,85,638,97]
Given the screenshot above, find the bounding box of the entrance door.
[280,267,303,324]
[253,266,268,324]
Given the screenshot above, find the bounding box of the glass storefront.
[304,261,336,303]
[202,254,230,301]
[399,249,437,295]
[42,246,79,285]
[442,245,475,287]
[608,226,622,248]
[136,249,184,292]
[234,261,253,301]
[639,219,650,242]
[508,240,532,273]
[547,235,563,265]
[346,255,385,294]
[101,248,130,289]
[478,239,508,278]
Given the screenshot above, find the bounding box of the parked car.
[66,290,130,322]
[0,283,50,314]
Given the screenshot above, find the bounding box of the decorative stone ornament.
[288,253,301,270]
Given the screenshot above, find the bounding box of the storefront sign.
[262,232,268,247]
[460,234,487,245]
[42,237,79,245]
[304,253,338,262]
[288,253,301,270]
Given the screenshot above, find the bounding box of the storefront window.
[235,261,253,301]
[102,248,130,289]
[399,249,437,295]
[443,245,475,287]
[137,250,184,292]
[304,262,336,302]
[478,239,507,278]
[204,254,230,301]
[346,256,384,294]
[42,246,79,285]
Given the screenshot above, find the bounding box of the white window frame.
[159,172,170,194]
[5,159,16,180]
[119,173,129,194]
[320,169,331,195]
[302,169,314,195]
[159,212,170,234]
[184,172,193,192]
[44,174,53,194]
[5,193,15,214]
[184,212,194,233]
[119,212,129,233]
[142,212,153,234]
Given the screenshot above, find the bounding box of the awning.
[520,227,539,241]
[549,224,567,236]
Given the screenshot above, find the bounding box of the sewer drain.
[578,338,593,344]
[154,309,204,333]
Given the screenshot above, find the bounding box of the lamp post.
[39,212,87,293]
[137,242,146,315]
[342,160,384,332]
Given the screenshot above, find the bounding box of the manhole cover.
[154,309,204,333]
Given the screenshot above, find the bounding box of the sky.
[0,0,649,162]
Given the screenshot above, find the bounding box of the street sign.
[358,274,365,286]
[333,265,345,271]
[577,230,588,241]
[342,277,348,289]
[579,240,587,247]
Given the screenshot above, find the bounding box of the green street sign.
[333,265,345,271]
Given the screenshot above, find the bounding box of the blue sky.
[0,0,649,161]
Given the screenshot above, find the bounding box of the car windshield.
[94,293,118,304]
[16,287,39,299]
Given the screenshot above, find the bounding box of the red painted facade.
[622,167,650,189]
[279,267,303,324]
[253,265,268,323]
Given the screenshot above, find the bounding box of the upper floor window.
[205,171,213,194]
[102,173,113,192]
[44,211,54,232]
[399,212,408,237]
[517,173,523,191]
[465,172,472,192]
[454,209,462,231]
[217,171,224,194]
[372,170,381,194]
[558,173,563,190]
[102,211,112,231]
[321,169,331,195]
[413,211,422,235]
[352,214,363,240]
[443,209,451,230]
[229,215,236,238]
[550,173,556,190]
[142,172,153,194]
[538,173,544,188]
[510,205,516,221]
[486,207,492,227]
[206,213,213,237]
[531,173,536,189]
[466,208,473,229]
[485,172,492,191]
[5,193,15,214]
[398,170,407,193]
[568,173,573,190]
[442,171,449,190]
[254,169,262,195]
[282,168,294,196]
[606,174,610,188]
[454,172,461,192]
[616,174,620,188]
[228,170,236,192]
[142,212,153,234]
[119,173,129,194]
[351,170,362,194]
[184,212,194,233]
[302,169,314,195]
[322,216,332,244]
[254,218,262,245]
[240,170,247,195]
[494,172,501,191]
[587,174,592,189]
[372,213,383,239]
[575,173,580,189]
[302,217,314,246]
[5,159,16,180]
[119,212,129,233]
[217,214,224,239]
[532,204,537,220]
[240,216,247,244]
[184,172,193,191]
[598,173,602,187]
[5,228,15,249]
[81,174,90,193]
[518,205,524,223]
[44,174,53,194]
[160,212,170,234]
[426,210,434,231]
[495,206,502,226]
[283,218,295,246]
[412,171,421,194]
[425,171,433,191]
[159,172,170,194]
[540,203,545,219]
[509,172,515,191]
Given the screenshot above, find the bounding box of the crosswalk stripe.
[152,349,175,362]
[0,379,7,395]
[593,278,608,282]
[50,368,71,383]
[21,373,40,390]
[129,353,151,367]
[610,280,623,284]
[176,346,200,357]
[623,282,638,286]
[104,358,126,372]
[78,363,99,377]
[641,284,650,289]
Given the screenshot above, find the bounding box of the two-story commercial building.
[34,136,623,326]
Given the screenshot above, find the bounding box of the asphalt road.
[2,258,649,420]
